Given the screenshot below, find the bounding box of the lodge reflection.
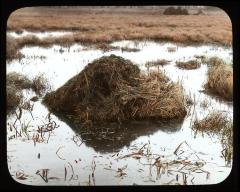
[57,115,184,153]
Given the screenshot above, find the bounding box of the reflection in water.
[54,113,184,153]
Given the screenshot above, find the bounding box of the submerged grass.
[192,111,233,165]
[176,60,201,70]
[193,111,229,134]
[43,55,187,128]
[204,64,233,100]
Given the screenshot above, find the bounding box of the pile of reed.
[43,55,187,128]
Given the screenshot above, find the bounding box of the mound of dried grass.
[204,64,233,100]
[176,60,201,70]
[43,55,187,128]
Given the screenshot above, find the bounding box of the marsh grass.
[193,111,229,134]
[192,111,233,165]
[167,47,177,52]
[200,99,210,108]
[7,7,232,48]
[7,72,32,111]
[203,56,226,66]
[7,72,51,111]
[7,84,23,112]
[145,59,171,68]
[120,46,140,52]
[176,60,201,70]
[7,35,24,62]
[204,64,233,100]
[32,73,51,96]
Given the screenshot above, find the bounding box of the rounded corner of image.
[7,7,31,25]
[208,6,232,27]
[7,162,35,187]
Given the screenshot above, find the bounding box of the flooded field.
[7,35,233,185]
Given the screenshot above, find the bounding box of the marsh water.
[7,32,233,185]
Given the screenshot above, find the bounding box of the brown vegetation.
[163,7,189,15]
[7,84,23,111]
[167,47,177,52]
[7,35,23,61]
[120,46,140,52]
[31,73,51,96]
[204,64,233,100]
[7,72,50,111]
[43,55,187,128]
[203,56,226,66]
[145,59,171,68]
[192,111,233,165]
[6,72,30,111]
[7,7,232,48]
[176,60,201,70]
[193,111,229,134]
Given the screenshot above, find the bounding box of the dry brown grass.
[192,111,233,165]
[167,46,177,52]
[120,46,140,52]
[43,55,187,127]
[176,60,201,70]
[204,64,233,100]
[6,35,24,61]
[31,73,51,96]
[7,72,32,90]
[163,6,189,15]
[203,56,226,66]
[193,111,229,134]
[145,59,171,68]
[6,72,31,111]
[7,72,51,111]
[7,7,232,47]
[7,84,23,111]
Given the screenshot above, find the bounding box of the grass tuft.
[192,111,233,165]
[176,60,201,70]
[204,64,233,100]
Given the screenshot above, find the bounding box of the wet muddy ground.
[7,32,233,185]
